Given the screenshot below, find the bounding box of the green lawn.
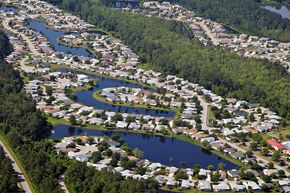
[207,106,216,126]
[92,91,180,116]
[49,63,156,90]
[48,115,245,168]
[175,134,247,168]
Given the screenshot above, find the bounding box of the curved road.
[0,139,33,193]
[198,96,290,176]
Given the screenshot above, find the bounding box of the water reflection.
[52,124,238,169]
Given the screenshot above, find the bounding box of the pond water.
[28,21,95,57]
[264,5,290,20]
[52,125,238,170]
[28,20,175,117]
[57,68,176,117]
[0,5,18,11]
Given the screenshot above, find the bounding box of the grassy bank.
[0,134,37,193]
[175,134,247,168]
[48,116,245,168]
[92,91,180,116]
[49,63,156,90]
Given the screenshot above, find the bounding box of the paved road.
[198,96,290,176]
[58,174,70,193]
[197,95,212,132]
[218,138,290,176]
[2,18,41,56]
[0,139,33,193]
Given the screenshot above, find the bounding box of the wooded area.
[0,146,23,193]
[167,0,290,42]
[57,0,290,121]
[0,30,159,193]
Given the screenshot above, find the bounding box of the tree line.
[55,0,290,121]
[0,146,23,193]
[0,30,159,193]
[167,0,290,42]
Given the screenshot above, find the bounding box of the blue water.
[0,5,18,12]
[284,142,290,148]
[26,20,175,117]
[28,21,95,57]
[52,125,238,169]
[57,68,175,117]
[264,5,290,20]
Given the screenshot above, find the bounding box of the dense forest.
[53,0,290,121]
[167,0,290,42]
[82,0,290,41]
[0,30,159,193]
[0,146,23,193]
[262,0,290,4]
[65,161,159,193]
[0,30,64,193]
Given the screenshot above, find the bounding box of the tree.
[135,167,147,175]
[91,151,102,163]
[245,150,253,158]
[45,86,53,96]
[272,151,281,162]
[120,157,136,170]
[103,149,113,157]
[207,165,215,171]
[261,147,269,156]
[248,113,255,122]
[125,116,135,123]
[174,169,188,181]
[217,162,226,170]
[210,172,220,182]
[132,148,144,159]
[202,141,212,152]
[112,113,123,122]
[250,142,258,150]
[193,164,201,176]
[69,115,77,125]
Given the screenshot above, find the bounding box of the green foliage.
[174,169,188,181]
[65,161,159,193]
[0,28,159,193]
[170,0,290,41]
[0,146,23,193]
[91,151,102,163]
[132,148,144,159]
[59,0,290,121]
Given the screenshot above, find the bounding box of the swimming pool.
[282,141,290,148]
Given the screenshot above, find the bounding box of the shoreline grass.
[48,116,245,168]
[92,90,180,115]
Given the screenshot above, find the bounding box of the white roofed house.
[228,181,245,192]
[212,182,230,192]
[116,121,128,129]
[198,181,212,192]
[242,181,261,192]
[68,151,91,162]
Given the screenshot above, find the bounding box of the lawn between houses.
[49,63,156,90]
[160,186,249,193]
[47,116,246,168]
[92,90,181,116]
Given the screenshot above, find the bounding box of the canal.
[28,20,237,170]
[57,68,176,117]
[28,20,176,117]
[264,5,290,20]
[52,125,238,170]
